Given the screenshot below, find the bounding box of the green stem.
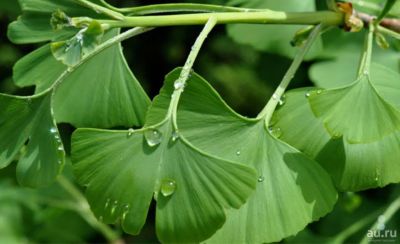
[103,3,254,15]
[377,25,400,39]
[94,11,343,28]
[73,0,124,20]
[57,175,120,242]
[332,208,383,243]
[169,17,217,129]
[360,195,400,244]
[257,24,323,124]
[357,23,374,77]
[377,0,397,22]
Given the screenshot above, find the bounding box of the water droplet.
[172,131,180,142]
[50,127,57,134]
[316,89,323,95]
[236,150,241,156]
[144,129,162,147]
[272,93,279,100]
[377,215,386,230]
[54,134,60,140]
[160,178,176,197]
[258,176,265,182]
[57,160,62,165]
[57,145,64,151]
[67,67,73,72]
[122,204,130,220]
[268,126,282,138]
[110,200,118,215]
[174,79,185,90]
[104,198,110,209]
[332,132,342,139]
[305,92,311,98]
[363,70,369,76]
[127,128,134,137]
[278,96,286,106]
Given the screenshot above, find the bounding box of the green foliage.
[1,0,400,242]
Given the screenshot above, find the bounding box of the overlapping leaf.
[71,104,257,242]
[308,63,400,143]
[227,0,322,59]
[145,69,337,243]
[12,28,150,128]
[0,92,64,187]
[273,68,400,191]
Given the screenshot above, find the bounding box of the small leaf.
[51,20,104,66]
[50,9,72,31]
[72,122,257,243]
[13,29,150,128]
[146,69,338,243]
[308,67,400,143]
[0,92,64,187]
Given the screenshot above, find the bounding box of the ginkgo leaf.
[226,0,322,59]
[146,69,337,243]
[71,120,257,243]
[273,87,400,191]
[13,29,150,128]
[7,0,100,44]
[51,20,104,66]
[0,92,64,187]
[308,66,400,143]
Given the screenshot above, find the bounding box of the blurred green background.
[0,0,399,243]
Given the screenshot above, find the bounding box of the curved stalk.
[257,24,323,124]
[57,175,120,242]
[357,23,374,77]
[168,17,217,129]
[360,195,400,244]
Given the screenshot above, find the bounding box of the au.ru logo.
[366,215,398,242]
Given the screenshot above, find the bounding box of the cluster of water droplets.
[102,198,131,222]
[50,127,64,165]
[305,89,323,98]
[272,93,286,106]
[144,129,163,147]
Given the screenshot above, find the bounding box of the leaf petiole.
[257,24,323,125]
[168,17,217,129]
[357,23,375,77]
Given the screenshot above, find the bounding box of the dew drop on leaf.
[57,145,64,151]
[171,131,180,142]
[174,79,185,90]
[144,129,162,147]
[160,178,176,197]
[236,150,241,156]
[278,95,286,106]
[268,126,282,138]
[104,198,110,209]
[305,92,311,98]
[258,176,265,182]
[316,89,323,95]
[50,127,57,134]
[127,128,134,137]
[110,200,118,215]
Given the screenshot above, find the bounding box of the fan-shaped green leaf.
[308,66,400,143]
[0,92,64,187]
[273,87,400,191]
[72,121,257,243]
[146,69,337,243]
[227,0,322,59]
[7,0,97,44]
[13,29,150,128]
